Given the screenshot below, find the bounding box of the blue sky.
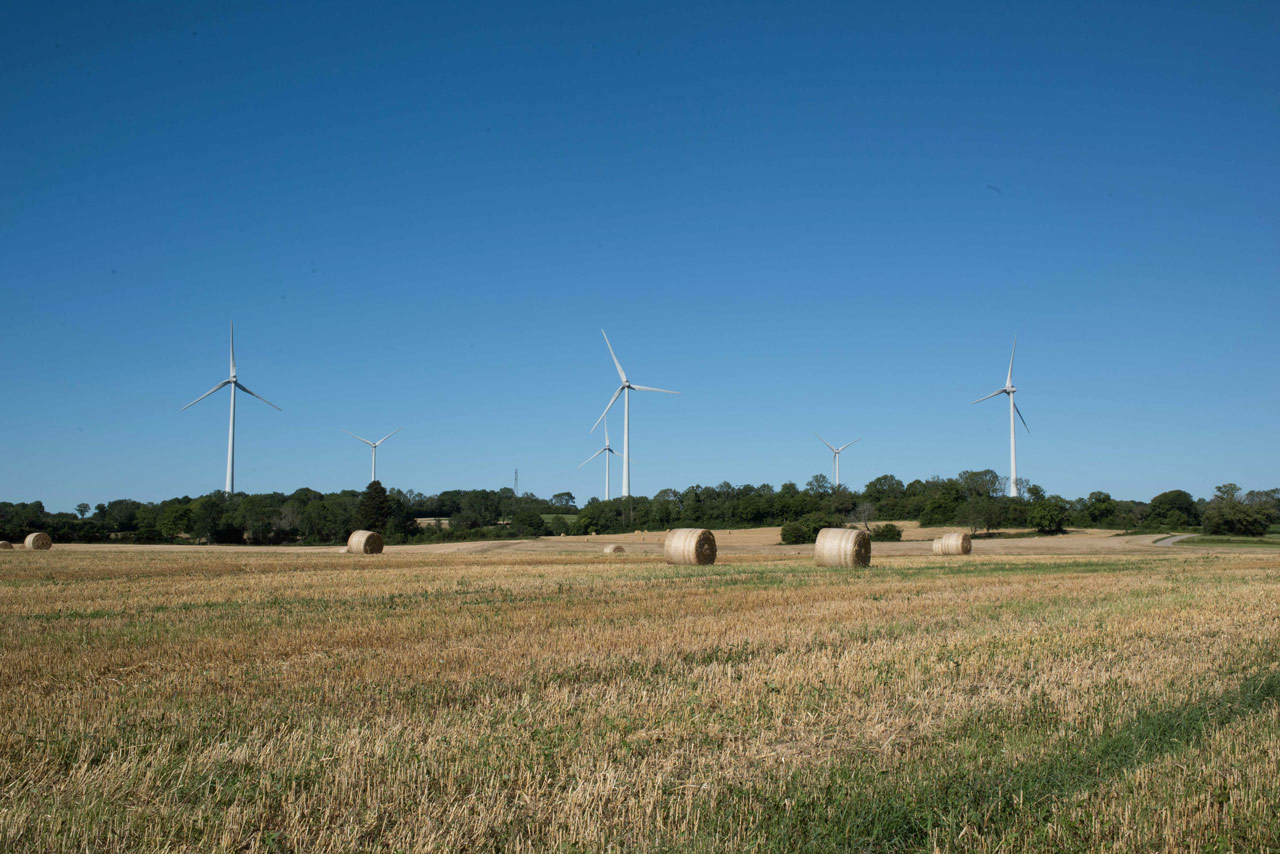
[2,1,1276,512]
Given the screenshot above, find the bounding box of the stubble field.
[2,543,1278,852]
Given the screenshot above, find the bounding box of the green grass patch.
[1174,535,1280,548]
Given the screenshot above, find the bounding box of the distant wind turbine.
[180,322,281,494]
[814,433,860,488]
[578,415,619,499]
[971,337,1029,497]
[343,428,402,483]
[590,330,678,498]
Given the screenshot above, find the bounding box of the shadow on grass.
[696,670,1280,852]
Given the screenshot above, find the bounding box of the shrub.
[1027,498,1068,534]
[869,523,903,542]
[1201,502,1269,537]
[511,509,549,537]
[780,512,843,545]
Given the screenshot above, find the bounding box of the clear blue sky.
[3,1,1276,512]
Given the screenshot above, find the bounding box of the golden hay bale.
[0,541,11,550]
[663,528,717,565]
[814,528,870,568]
[604,544,625,554]
[23,532,52,551]
[346,530,384,555]
[932,532,972,555]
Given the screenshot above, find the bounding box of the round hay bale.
[0,541,12,550]
[604,544,625,554]
[932,532,972,555]
[346,530,384,555]
[23,532,52,551]
[814,528,870,568]
[663,528,716,565]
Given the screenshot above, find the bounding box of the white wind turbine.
[971,337,1029,497]
[180,322,281,494]
[590,330,678,498]
[343,428,402,484]
[814,433,860,488]
[578,415,619,500]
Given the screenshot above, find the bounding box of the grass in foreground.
[1,548,1278,852]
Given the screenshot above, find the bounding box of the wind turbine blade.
[604,418,609,446]
[374,427,403,446]
[343,429,375,446]
[578,448,606,467]
[837,438,862,452]
[631,385,679,394]
[591,386,624,433]
[607,447,619,455]
[971,389,1005,405]
[180,380,231,411]
[234,382,282,411]
[814,432,836,452]
[1014,401,1030,433]
[229,321,236,375]
[601,329,627,383]
[1007,336,1016,386]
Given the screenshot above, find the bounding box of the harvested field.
[1,545,1278,852]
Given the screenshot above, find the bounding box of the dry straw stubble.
[814,527,871,567]
[663,528,717,565]
[2,548,1279,851]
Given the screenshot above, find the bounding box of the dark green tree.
[1147,489,1199,528]
[75,503,90,519]
[511,508,548,537]
[1027,496,1068,534]
[1084,491,1118,526]
[357,480,393,532]
[1201,483,1269,536]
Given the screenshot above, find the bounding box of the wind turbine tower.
[180,322,281,494]
[814,433,860,488]
[971,337,1029,497]
[579,415,619,499]
[343,428,402,483]
[591,330,678,498]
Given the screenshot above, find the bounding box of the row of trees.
[0,482,574,546]
[2,475,1276,546]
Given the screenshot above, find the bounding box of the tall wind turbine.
[814,433,860,488]
[180,322,281,494]
[590,330,678,498]
[343,428,402,483]
[971,337,1029,497]
[578,416,619,499]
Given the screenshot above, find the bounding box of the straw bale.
[0,541,11,550]
[23,532,52,551]
[604,544,625,554]
[932,532,972,555]
[346,530,384,555]
[814,528,870,568]
[663,528,717,565]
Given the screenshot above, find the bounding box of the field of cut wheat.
[2,547,1278,852]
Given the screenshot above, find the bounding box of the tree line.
[2,473,1275,546]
